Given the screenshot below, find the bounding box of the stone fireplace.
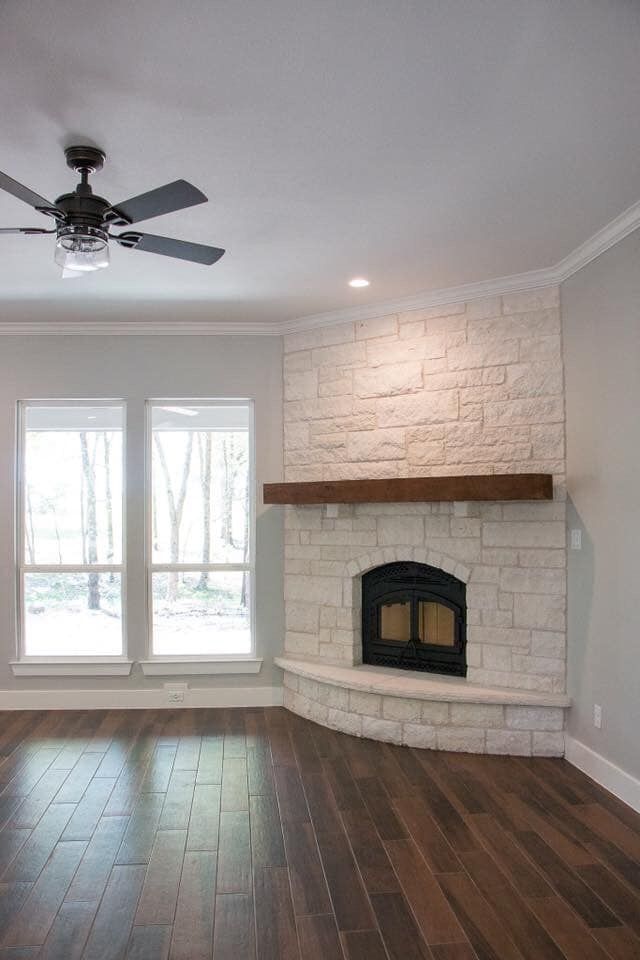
[276,287,569,755]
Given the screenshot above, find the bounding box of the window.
[148,401,253,657]
[18,402,125,658]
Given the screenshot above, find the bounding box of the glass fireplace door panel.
[418,601,456,646]
[380,601,411,642]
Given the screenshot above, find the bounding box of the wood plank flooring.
[0,709,638,958]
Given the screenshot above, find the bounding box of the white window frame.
[143,398,257,669]
[13,399,131,673]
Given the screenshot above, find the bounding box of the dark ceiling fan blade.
[0,226,55,234]
[104,180,207,226]
[0,171,61,216]
[114,231,225,265]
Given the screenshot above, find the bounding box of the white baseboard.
[0,685,284,711]
[565,735,640,813]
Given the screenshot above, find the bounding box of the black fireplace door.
[362,562,466,676]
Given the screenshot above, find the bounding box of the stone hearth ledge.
[276,656,570,757]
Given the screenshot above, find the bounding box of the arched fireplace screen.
[362,562,466,676]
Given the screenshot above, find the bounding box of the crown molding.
[0,319,281,336]
[1,198,639,336]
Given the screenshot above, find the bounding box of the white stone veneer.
[281,288,568,754]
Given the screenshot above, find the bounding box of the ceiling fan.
[0,145,225,278]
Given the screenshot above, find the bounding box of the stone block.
[483,522,565,549]
[354,362,423,398]
[407,438,446,465]
[319,377,354,398]
[399,320,425,339]
[327,708,362,736]
[484,396,564,426]
[513,595,566,631]
[309,341,366,370]
[450,518,482,538]
[376,697,417,723]
[450,703,504,728]
[361,716,403,744]
[530,632,565,659]
[421,702,450,724]
[346,428,406,461]
[436,726,486,753]
[464,296,502,320]
[505,363,563,399]
[519,336,562,363]
[501,288,559,314]
[284,321,354,354]
[447,341,519,371]
[511,653,565,677]
[377,515,424,546]
[285,370,319,400]
[505,707,564,731]
[486,730,532,756]
[284,350,313,372]
[481,609,513,628]
[466,583,498,610]
[532,731,565,756]
[286,575,343,607]
[500,568,566,595]
[482,646,512,672]
[285,633,321,657]
[286,603,320,634]
[355,314,398,340]
[531,424,565,460]
[314,683,350,711]
[402,723,437,749]
[467,626,531,647]
[349,690,382,717]
[375,391,459,427]
[366,335,447,366]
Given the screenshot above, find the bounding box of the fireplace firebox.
[362,562,466,676]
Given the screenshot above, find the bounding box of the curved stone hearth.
[277,656,569,756]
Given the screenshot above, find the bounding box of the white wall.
[563,230,640,782]
[0,335,284,701]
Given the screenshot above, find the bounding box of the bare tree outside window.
[150,403,252,657]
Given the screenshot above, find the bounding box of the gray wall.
[0,335,284,694]
[563,230,640,779]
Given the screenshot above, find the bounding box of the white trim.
[146,398,256,660]
[2,199,639,337]
[10,659,134,677]
[16,399,127,660]
[275,656,571,708]
[140,657,263,676]
[565,735,640,814]
[0,684,283,710]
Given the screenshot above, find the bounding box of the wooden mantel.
[263,473,553,505]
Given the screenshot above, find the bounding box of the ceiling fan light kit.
[0,145,225,278]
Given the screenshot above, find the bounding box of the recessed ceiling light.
[348,277,370,288]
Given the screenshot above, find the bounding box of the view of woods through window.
[21,403,124,656]
[18,400,253,659]
[150,403,252,656]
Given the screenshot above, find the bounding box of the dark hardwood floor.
[0,708,638,959]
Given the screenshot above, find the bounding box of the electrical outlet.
[570,529,582,550]
[594,704,602,729]
[164,683,187,703]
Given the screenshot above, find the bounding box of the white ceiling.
[1,0,639,326]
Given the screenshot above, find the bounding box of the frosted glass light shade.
[55,225,110,273]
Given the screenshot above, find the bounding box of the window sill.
[140,658,263,676]
[10,660,134,677]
